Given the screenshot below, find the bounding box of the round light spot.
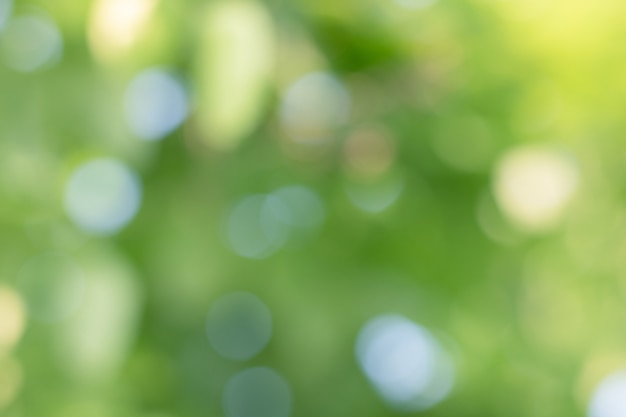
[345,173,404,213]
[64,158,142,235]
[493,145,578,233]
[17,253,85,323]
[223,367,291,417]
[0,286,25,352]
[344,126,396,180]
[356,315,455,411]
[207,292,272,361]
[270,186,325,228]
[280,72,350,144]
[226,187,325,257]
[124,68,189,141]
[589,370,626,417]
[0,13,62,72]
[226,194,290,259]
[269,185,325,244]
[88,0,156,62]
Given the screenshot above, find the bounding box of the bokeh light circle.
[226,186,325,258]
[223,367,292,417]
[280,72,350,144]
[356,315,455,411]
[270,185,325,232]
[493,145,578,232]
[207,292,272,361]
[64,158,142,235]
[124,68,189,141]
[88,0,156,62]
[0,13,62,72]
[344,126,396,179]
[345,173,404,213]
[589,370,626,417]
[226,194,290,259]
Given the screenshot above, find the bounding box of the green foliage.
[1,0,625,417]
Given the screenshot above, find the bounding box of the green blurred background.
[1,0,626,416]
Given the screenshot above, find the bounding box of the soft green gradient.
[1,0,625,416]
